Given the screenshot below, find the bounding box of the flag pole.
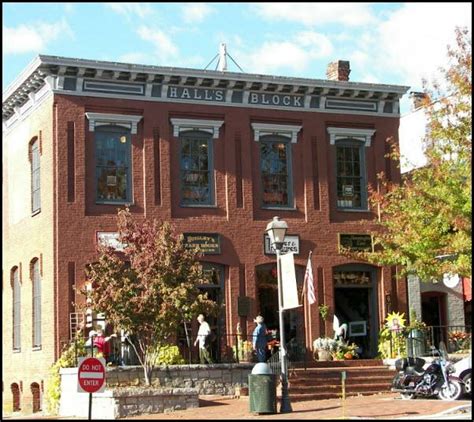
[302,251,313,355]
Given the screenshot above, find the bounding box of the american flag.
[304,253,316,305]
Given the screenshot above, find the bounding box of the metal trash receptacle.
[407,329,426,357]
[249,363,277,414]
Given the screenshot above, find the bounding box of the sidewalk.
[4,393,471,420]
[127,393,471,420]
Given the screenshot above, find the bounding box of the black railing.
[390,325,471,358]
[62,332,309,368]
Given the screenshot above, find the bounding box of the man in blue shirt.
[252,315,268,362]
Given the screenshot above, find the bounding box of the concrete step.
[291,374,394,386]
[297,359,386,368]
[287,389,387,402]
[290,382,392,394]
[291,366,395,380]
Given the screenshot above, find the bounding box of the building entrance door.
[256,264,305,349]
[333,265,379,358]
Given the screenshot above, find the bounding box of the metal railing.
[390,325,471,358]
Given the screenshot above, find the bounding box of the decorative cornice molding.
[251,122,302,143]
[327,127,376,147]
[170,118,224,139]
[85,112,143,134]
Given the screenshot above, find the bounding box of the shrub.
[154,344,185,365]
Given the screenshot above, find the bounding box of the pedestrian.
[194,314,213,364]
[252,315,268,362]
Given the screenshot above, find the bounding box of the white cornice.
[327,127,376,147]
[170,118,224,139]
[251,122,302,143]
[85,112,143,134]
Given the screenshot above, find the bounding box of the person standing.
[194,314,213,364]
[252,315,268,362]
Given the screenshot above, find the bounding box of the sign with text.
[96,232,125,251]
[183,233,221,255]
[77,357,106,393]
[248,92,305,108]
[339,234,373,252]
[264,234,300,255]
[167,86,226,102]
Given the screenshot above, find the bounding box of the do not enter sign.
[77,357,106,393]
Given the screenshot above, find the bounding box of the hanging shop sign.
[338,233,373,252]
[96,232,125,251]
[183,233,221,255]
[264,234,300,255]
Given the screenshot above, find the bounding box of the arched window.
[12,267,21,351]
[11,383,20,412]
[95,125,132,203]
[31,382,41,413]
[30,138,41,213]
[31,259,41,348]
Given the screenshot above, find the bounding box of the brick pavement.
[126,392,471,420]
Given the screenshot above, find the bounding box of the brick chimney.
[326,60,351,81]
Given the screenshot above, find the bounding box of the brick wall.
[3,91,407,414]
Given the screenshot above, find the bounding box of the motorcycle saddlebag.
[395,357,426,371]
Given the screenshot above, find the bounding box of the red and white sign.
[77,357,106,393]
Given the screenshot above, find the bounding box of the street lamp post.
[265,216,292,413]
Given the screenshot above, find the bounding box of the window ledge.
[32,346,42,352]
[262,206,297,211]
[31,209,41,217]
[180,204,218,208]
[96,201,134,206]
[13,348,21,353]
[337,208,370,213]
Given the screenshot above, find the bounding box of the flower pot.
[317,349,332,361]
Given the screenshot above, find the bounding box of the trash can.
[407,329,426,357]
[248,363,277,414]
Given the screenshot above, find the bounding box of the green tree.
[85,208,218,385]
[347,27,471,281]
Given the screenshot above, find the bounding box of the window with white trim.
[179,131,214,206]
[335,139,367,209]
[12,267,21,351]
[32,259,41,348]
[30,139,40,214]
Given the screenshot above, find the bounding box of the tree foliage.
[347,27,471,281]
[84,208,218,385]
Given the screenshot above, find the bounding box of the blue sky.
[2,2,471,116]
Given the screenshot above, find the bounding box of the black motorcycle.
[391,341,463,400]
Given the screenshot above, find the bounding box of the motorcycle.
[391,341,463,400]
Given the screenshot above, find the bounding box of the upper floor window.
[260,136,293,208]
[328,127,375,211]
[30,139,41,213]
[335,140,367,209]
[95,125,131,203]
[179,131,214,206]
[31,259,41,348]
[251,123,301,209]
[12,267,21,351]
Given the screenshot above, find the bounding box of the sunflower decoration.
[385,311,406,333]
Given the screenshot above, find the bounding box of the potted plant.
[318,304,329,320]
[232,340,254,363]
[313,337,337,361]
[332,340,359,360]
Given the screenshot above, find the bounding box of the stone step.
[291,374,394,386]
[295,359,385,368]
[291,366,395,380]
[290,382,392,394]
[287,390,387,402]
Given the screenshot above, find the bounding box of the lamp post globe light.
[265,216,292,413]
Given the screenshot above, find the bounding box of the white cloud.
[136,26,179,62]
[236,31,333,75]
[106,3,154,19]
[182,3,214,23]
[254,2,375,26]
[3,19,73,55]
[374,3,472,89]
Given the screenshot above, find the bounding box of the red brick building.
[2,55,409,413]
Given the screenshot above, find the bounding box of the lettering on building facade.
[183,233,221,254]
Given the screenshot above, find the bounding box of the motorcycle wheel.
[462,373,471,396]
[438,379,462,401]
[400,393,415,400]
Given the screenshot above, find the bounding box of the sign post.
[78,356,106,420]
